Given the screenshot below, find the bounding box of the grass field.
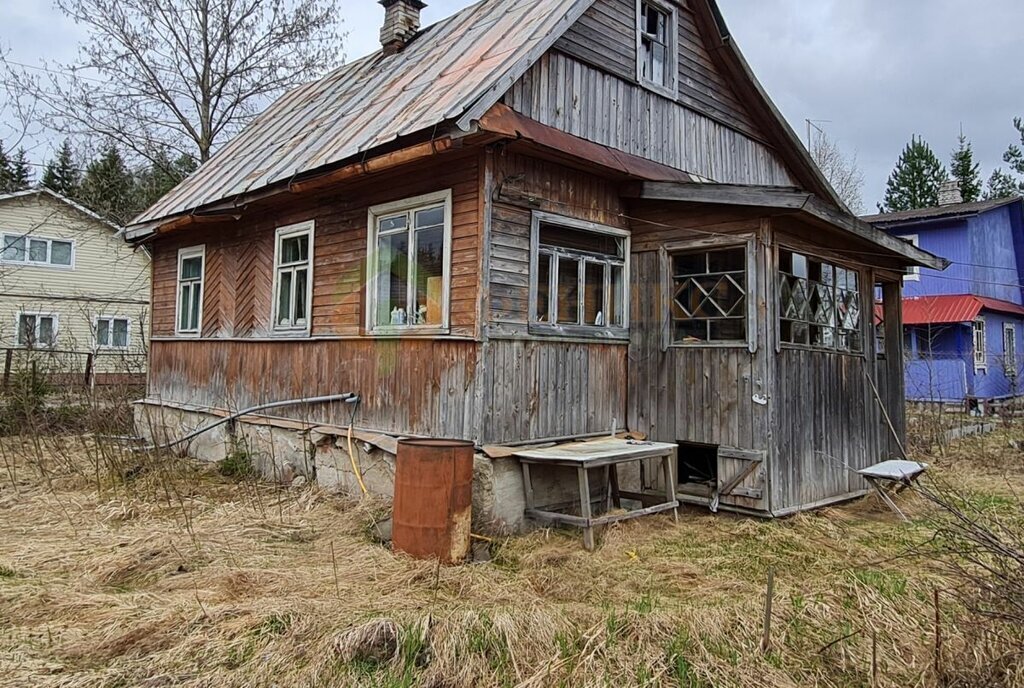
[1,428,1022,687]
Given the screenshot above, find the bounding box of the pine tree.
[135,149,197,210]
[950,132,982,203]
[79,144,137,224]
[880,136,948,212]
[986,168,1022,200]
[41,139,81,198]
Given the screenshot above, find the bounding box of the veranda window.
[367,190,451,332]
[779,249,863,352]
[176,245,205,335]
[531,213,629,336]
[671,247,747,344]
[972,318,987,370]
[273,222,314,332]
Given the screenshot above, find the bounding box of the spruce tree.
[986,169,1022,200]
[135,149,197,209]
[0,141,14,193]
[950,132,982,203]
[880,136,948,212]
[41,139,81,198]
[9,149,31,191]
[79,144,137,224]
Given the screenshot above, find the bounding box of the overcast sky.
[2,0,1022,210]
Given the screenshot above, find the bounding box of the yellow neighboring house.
[0,189,150,382]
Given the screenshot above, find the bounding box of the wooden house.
[865,193,1024,406]
[125,0,945,523]
[1,188,150,385]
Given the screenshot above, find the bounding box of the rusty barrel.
[392,438,474,564]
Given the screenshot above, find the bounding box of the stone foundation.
[133,401,530,533]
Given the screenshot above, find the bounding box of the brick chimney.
[939,180,963,206]
[380,0,426,55]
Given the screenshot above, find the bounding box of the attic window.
[637,0,677,95]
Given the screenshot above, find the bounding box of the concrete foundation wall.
[133,402,531,533]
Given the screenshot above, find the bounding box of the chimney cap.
[379,0,426,8]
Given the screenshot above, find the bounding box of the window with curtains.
[531,213,629,337]
[778,249,863,353]
[95,316,130,349]
[2,234,74,267]
[17,312,57,348]
[367,190,451,333]
[176,245,205,335]
[273,222,314,332]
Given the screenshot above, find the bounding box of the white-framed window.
[175,245,205,336]
[273,221,314,332]
[901,234,920,282]
[972,318,987,371]
[95,316,131,349]
[671,245,750,345]
[366,190,452,334]
[1,233,74,268]
[529,211,630,338]
[16,312,58,348]
[1003,322,1017,377]
[636,0,677,96]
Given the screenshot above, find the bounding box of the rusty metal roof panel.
[132,0,593,227]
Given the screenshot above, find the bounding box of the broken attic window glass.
[671,247,747,344]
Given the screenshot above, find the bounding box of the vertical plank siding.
[150,152,480,338]
[554,0,762,137]
[149,339,480,439]
[506,52,794,187]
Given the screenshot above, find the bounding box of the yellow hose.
[347,422,368,495]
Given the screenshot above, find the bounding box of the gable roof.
[0,188,121,232]
[129,0,847,233]
[132,0,593,228]
[861,197,1023,227]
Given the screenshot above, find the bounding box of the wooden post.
[2,349,11,390]
[577,465,595,551]
[882,281,905,454]
[933,588,942,679]
[84,353,94,390]
[760,569,775,653]
[870,628,878,687]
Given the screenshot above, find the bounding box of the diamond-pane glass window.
[671,247,746,344]
[779,249,863,352]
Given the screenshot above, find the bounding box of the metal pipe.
[146,393,357,451]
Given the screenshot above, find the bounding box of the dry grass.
[0,430,1022,687]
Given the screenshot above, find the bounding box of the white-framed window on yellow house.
[273,221,314,333]
[175,245,205,336]
[95,316,131,350]
[366,190,452,334]
[16,312,58,348]
[2,234,74,268]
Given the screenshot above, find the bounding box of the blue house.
[864,194,1024,405]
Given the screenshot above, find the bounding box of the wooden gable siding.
[504,52,793,188]
[148,338,481,439]
[554,0,761,137]
[487,150,629,335]
[150,152,480,339]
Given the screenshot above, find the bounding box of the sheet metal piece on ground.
[857,460,928,481]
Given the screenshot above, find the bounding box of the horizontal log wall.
[150,151,481,338]
[149,339,481,439]
[505,51,793,187]
[487,150,629,337]
[555,0,761,137]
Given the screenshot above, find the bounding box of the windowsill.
[0,260,75,271]
[780,343,866,357]
[638,79,678,101]
[270,327,311,338]
[528,323,629,341]
[174,331,201,338]
[670,341,749,349]
[367,326,450,338]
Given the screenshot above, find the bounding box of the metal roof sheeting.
[131,0,593,227]
[900,294,1024,326]
[861,198,1022,226]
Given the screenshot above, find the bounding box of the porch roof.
[901,294,1024,326]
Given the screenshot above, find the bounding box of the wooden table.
[857,459,928,521]
[515,438,679,550]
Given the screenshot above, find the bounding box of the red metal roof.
[899,295,1024,325]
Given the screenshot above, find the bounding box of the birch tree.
[2,0,344,172]
[809,130,865,215]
